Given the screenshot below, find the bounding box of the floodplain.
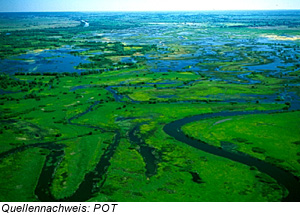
[0,11,299,202]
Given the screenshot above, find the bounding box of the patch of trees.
[24,91,40,100]
[0,74,23,89]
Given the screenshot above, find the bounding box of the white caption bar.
[1,202,299,215]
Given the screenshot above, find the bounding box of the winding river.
[35,131,120,202]
[1,81,299,201]
[163,109,300,202]
[0,98,120,202]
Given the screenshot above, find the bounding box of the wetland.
[0,11,300,202]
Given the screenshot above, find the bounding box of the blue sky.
[0,0,299,12]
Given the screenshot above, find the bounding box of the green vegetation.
[0,148,46,201]
[0,11,299,202]
[182,111,300,177]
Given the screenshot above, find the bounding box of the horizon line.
[1,9,300,13]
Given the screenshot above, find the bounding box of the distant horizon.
[1,0,300,13]
[1,9,300,13]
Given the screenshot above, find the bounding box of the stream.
[0,80,299,201]
[163,109,300,202]
[35,131,120,202]
[0,98,121,202]
[128,124,160,178]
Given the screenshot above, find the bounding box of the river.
[163,109,300,202]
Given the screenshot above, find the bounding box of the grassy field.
[182,111,300,177]
[0,11,299,202]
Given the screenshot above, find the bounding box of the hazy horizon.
[1,9,300,13]
[0,0,300,12]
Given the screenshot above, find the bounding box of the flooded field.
[0,11,299,202]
